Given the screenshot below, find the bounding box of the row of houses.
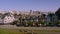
[0,10,58,26]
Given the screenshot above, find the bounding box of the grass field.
[0,28,60,34]
[0,25,60,34]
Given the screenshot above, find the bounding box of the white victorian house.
[4,15,15,24]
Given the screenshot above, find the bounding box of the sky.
[0,0,60,12]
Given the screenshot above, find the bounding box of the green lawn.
[0,28,60,34]
[0,29,21,34]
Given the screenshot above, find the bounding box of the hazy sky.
[0,0,60,12]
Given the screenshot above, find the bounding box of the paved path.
[0,25,60,30]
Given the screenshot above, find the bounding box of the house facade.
[4,15,15,24]
[45,14,58,26]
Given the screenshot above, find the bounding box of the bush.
[57,20,60,27]
[47,22,55,27]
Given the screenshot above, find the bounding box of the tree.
[4,12,10,16]
[41,14,46,18]
[55,8,60,20]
